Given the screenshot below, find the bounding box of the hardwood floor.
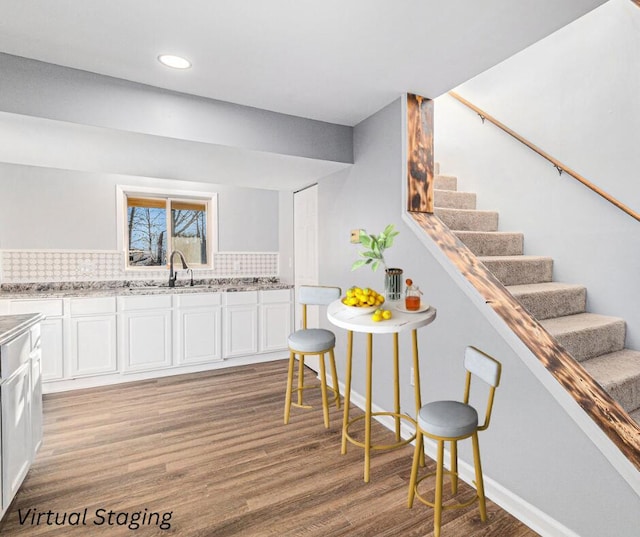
[1,360,538,536]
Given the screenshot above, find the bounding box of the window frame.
[116,185,218,270]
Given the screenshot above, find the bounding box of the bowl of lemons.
[341,286,385,314]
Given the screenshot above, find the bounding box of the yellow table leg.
[341,331,353,455]
[393,332,401,442]
[364,332,373,483]
[412,329,425,467]
[329,348,341,409]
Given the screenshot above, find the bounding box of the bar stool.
[283,285,341,428]
[407,346,502,537]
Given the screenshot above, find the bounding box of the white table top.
[327,299,436,334]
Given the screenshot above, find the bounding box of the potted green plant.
[351,224,403,300]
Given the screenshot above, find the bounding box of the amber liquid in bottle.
[405,295,420,311]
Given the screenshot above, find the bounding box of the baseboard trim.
[43,351,288,394]
[329,374,580,537]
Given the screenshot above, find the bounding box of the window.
[117,186,216,269]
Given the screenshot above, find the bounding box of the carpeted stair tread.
[540,313,626,362]
[454,231,523,256]
[479,256,554,286]
[434,175,458,191]
[434,207,499,232]
[582,349,640,413]
[434,189,476,210]
[435,164,639,426]
[507,282,586,320]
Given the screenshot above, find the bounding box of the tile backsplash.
[0,250,279,283]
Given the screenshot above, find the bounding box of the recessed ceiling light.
[157,54,191,70]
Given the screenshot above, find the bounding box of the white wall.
[0,162,279,252]
[317,97,640,537]
[435,0,640,348]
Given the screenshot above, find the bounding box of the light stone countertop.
[0,278,293,300]
[0,313,44,346]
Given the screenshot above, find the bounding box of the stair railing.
[448,91,639,223]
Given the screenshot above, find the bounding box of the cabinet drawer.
[0,331,30,379]
[70,296,117,316]
[174,293,222,309]
[118,294,172,311]
[224,291,258,306]
[259,289,291,304]
[9,299,64,317]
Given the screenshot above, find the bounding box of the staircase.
[433,172,640,424]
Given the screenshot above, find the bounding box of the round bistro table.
[327,299,437,482]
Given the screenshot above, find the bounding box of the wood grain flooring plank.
[0,360,538,537]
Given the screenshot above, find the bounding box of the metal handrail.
[448,91,640,222]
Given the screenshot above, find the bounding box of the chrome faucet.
[168,250,189,287]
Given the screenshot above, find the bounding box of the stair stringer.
[402,210,640,496]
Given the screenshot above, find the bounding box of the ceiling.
[0,0,606,189]
[0,0,605,126]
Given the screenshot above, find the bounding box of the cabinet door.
[177,308,222,365]
[1,362,31,508]
[40,318,65,381]
[69,315,117,377]
[223,306,258,358]
[30,354,43,455]
[121,310,172,372]
[260,302,292,352]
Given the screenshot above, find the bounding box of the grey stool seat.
[418,401,478,438]
[288,329,335,353]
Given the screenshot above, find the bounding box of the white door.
[294,184,319,370]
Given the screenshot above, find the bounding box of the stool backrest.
[298,286,341,329]
[464,346,501,387]
[463,346,502,431]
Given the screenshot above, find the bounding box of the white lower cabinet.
[0,299,65,382]
[121,310,172,372]
[30,323,43,457]
[30,353,43,456]
[175,293,222,365]
[69,297,117,377]
[0,321,42,520]
[1,362,31,509]
[259,290,292,353]
[1,288,292,391]
[119,293,173,372]
[223,292,258,358]
[40,318,65,381]
[69,315,117,376]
